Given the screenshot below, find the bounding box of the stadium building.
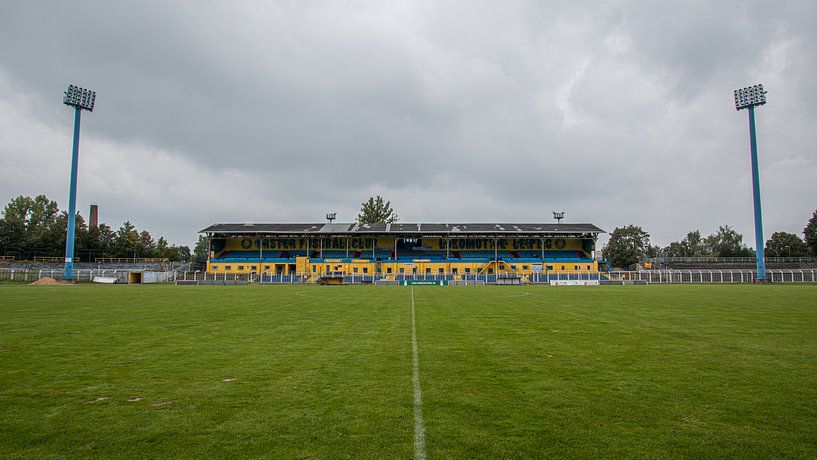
[200,222,604,281]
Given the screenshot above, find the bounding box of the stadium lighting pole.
[734,84,767,281]
[62,84,96,280]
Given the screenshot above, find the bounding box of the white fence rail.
[609,269,817,284]
[0,269,179,283]
[3,268,815,285]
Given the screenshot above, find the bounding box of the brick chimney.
[90,204,98,229]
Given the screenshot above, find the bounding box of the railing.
[0,255,16,261]
[94,257,168,263]
[33,256,63,263]
[4,268,815,285]
[648,256,817,264]
[0,268,179,283]
[609,269,817,284]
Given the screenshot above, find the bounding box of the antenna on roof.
[326,212,337,224]
[553,211,565,224]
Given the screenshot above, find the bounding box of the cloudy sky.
[1,1,815,248]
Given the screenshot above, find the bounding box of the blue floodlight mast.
[734,84,767,281]
[62,85,96,280]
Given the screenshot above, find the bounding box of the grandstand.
[200,222,604,280]
[647,256,817,270]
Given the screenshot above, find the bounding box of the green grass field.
[1,284,816,458]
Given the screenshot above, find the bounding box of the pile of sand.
[29,277,63,286]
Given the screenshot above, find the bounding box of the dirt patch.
[30,277,64,286]
[222,377,238,383]
[682,415,699,424]
[151,400,173,408]
[127,397,144,402]
[84,396,109,404]
[0,347,8,353]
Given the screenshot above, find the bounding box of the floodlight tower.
[553,211,565,224]
[734,83,767,281]
[326,212,337,224]
[62,84,96,280]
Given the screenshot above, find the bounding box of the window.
[452,268,458,274]
[387,267,393,274]
[212,266,218,271]
[574,265,578,270]
[561,265,565,270]
[399,268,405,274]
[325,265,330,272]
[523,265,529,270]
[412,267,417,274]
[511,265,517,270]
[587,265,591,270]
[425,268,431,274]
[488,269,494,274]
[438,268,444,274]
[547,265,553,270]
[238,265,244,270]
[312,265,316,272]
[225,265,232,270]
[464,268,470,274]
[363,267,368,274]
[264,265,270,270]
[353,267,358,273]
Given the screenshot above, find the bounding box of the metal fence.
[648,256,817,264]
[172,269,817,284]
[0,268,180,283]
[3,268,815,285]
[609,269,817,284]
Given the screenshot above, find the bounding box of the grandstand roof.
[200,223,604,237]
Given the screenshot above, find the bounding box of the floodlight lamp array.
[734,84,766,111]
[63,84,96,111]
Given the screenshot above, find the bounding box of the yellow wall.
[207,258,598,275]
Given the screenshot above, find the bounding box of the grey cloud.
[0,1,815,248]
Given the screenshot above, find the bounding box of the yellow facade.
[207,234,598,276]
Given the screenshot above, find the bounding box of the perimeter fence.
[0,268,179,283]
[3,268,815,285]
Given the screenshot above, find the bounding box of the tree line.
[603,209,817,269]
[0,195,190,262]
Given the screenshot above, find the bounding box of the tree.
[193,235,209,264]
[357,196,398,224]
[603,225,651,269]
[153,237,169,259]
[138,231,156,258]
[113,221,140,258]
[805,209,817,256]
[703,225,753,257]
[765,232,810,257]
[663,230,705,257]
[164,244,190,262]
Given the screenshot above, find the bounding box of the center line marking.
[411,287,426,460]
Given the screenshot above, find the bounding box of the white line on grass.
[411,287,426,460]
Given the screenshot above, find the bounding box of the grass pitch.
[1,284,816,458]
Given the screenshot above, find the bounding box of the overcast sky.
[1,1,815,248]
